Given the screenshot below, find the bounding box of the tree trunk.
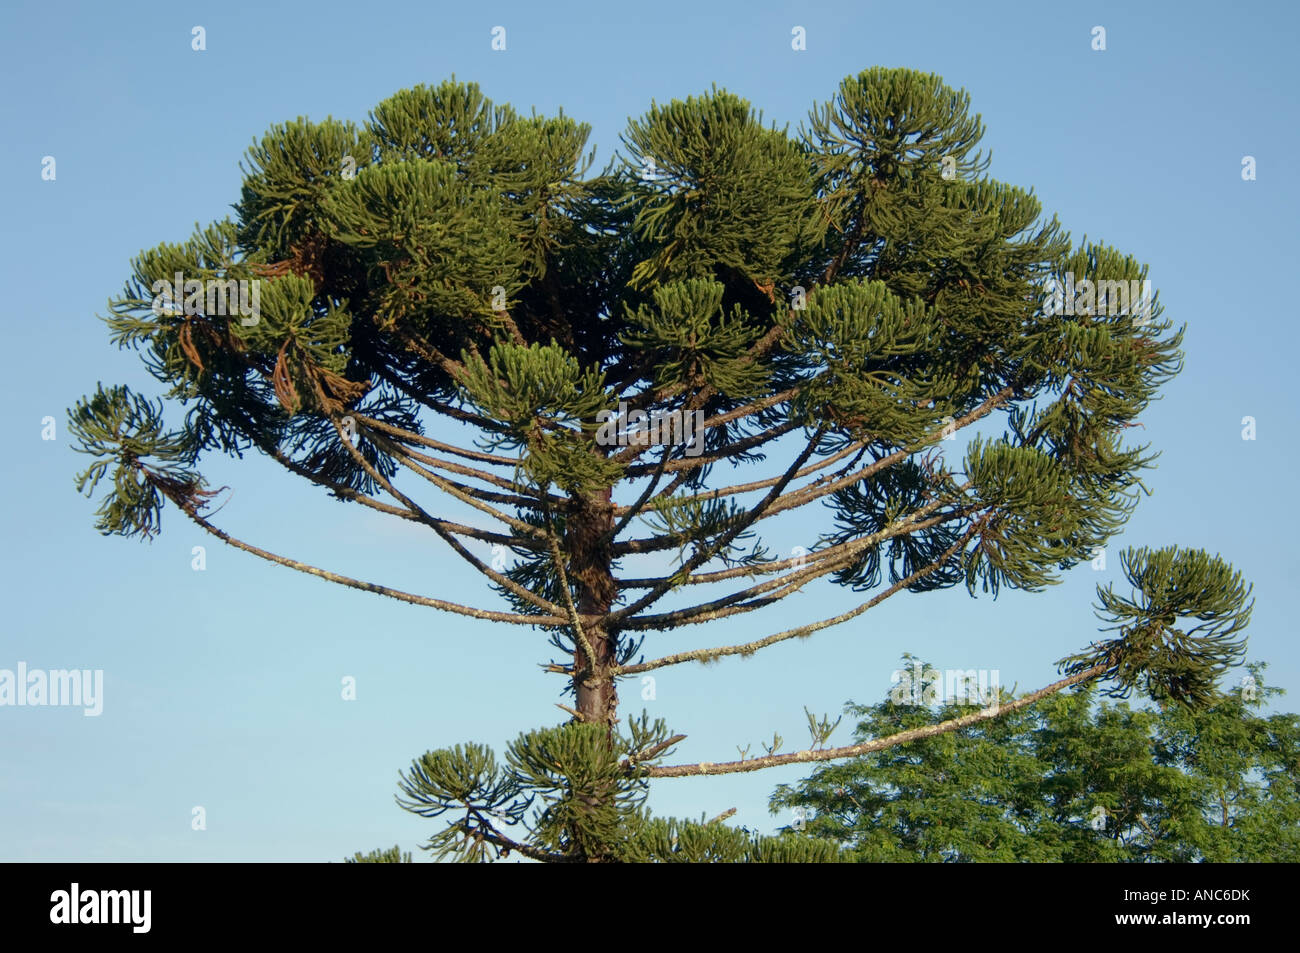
[568,487,618,730]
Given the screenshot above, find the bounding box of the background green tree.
[771,661,1298,862]
[71,68,1252,861]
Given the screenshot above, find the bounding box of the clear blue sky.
[2,0,1296,861]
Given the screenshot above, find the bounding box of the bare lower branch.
[618,386,800,470]
[619,419,803,479]
[614,519,982,673]
[608,424,827,623]
[615,506,968,632]
[390,444,551,501]
[608,444,672,538]
[609,391,1005,557]
[749,385,1015,524]
[642,662,1110,778]
[267,441,539,548]
[371,433,550,541]
[355,412,522,468]
[158,482,565,626]
[621,733,689,770]
[649,437,868,509]
[310,386,563,616]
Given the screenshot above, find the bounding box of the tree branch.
[615,518,981,670]
[641,663,1109,778]
[608,424,828,624]
[615,506,969,632]
[154,476,565,626]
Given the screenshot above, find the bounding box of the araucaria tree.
[72,68,1252,862]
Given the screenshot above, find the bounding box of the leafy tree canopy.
[771,661,1298,862]
[70,68,1253,862]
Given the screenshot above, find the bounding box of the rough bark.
[568,486,619,730]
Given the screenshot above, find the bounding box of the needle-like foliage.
[72,69,1249,862]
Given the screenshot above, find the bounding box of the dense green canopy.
[71,68,1249,862]
[771,661,1297,862]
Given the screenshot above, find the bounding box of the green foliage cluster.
[74,67,1183,542]
[389,714,840,863]
[344,845,412,863]
[771,661,1298,862]
[72,66,1254,863]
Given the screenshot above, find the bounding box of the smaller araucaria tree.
[71,69,1252,862]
